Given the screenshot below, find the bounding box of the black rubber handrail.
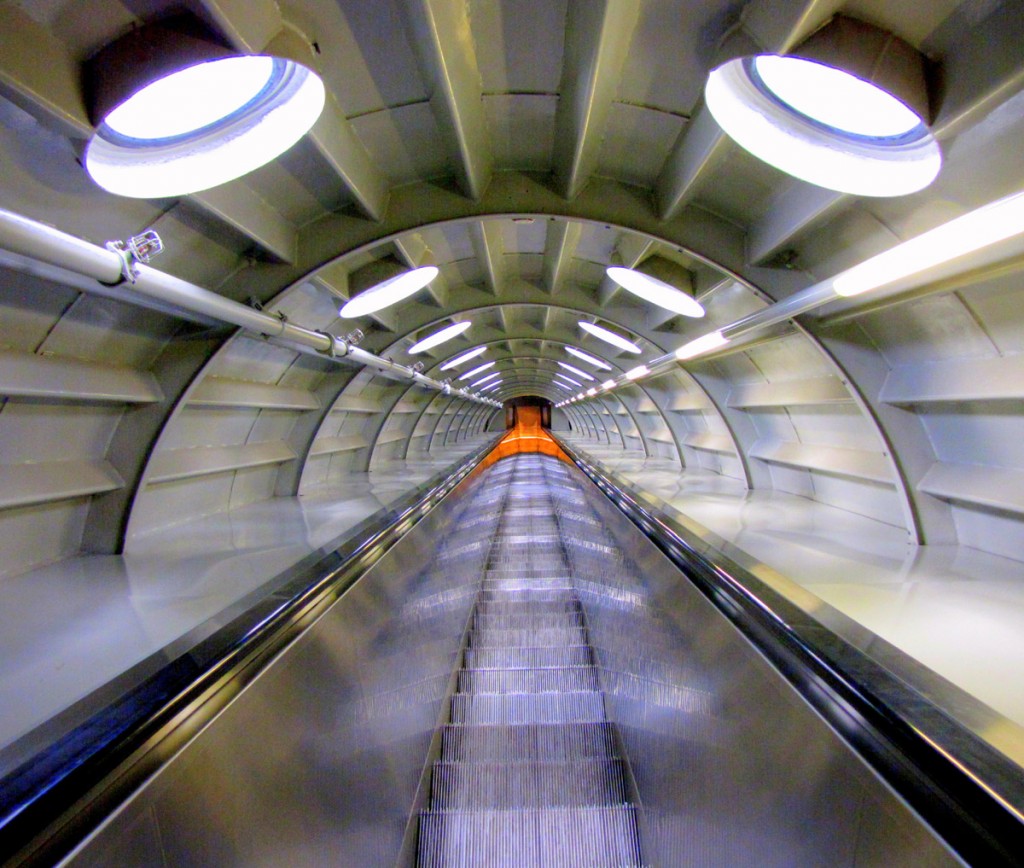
[556,437,1024,866]
[0,436,503,867]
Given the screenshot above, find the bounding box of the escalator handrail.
[556,437,1024,866]
[0,435,504,867]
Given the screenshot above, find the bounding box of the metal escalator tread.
[417,454,644,867]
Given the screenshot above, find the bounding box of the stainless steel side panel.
[560,474,961,867]
[62,475,498,868]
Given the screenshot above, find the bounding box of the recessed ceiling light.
[471,371,501,387]
[85,54,324,198]
[565,346,612,370]
[408,320,471,354]
[555,374,582,388]
[606,267,705,317]
[755,56,919,138]
[578,321,641,353]
[482,381,502,392]
[554,382,573,391]
[601,379,616,390]
[441,346,487,369]
[586,388,598,396]
[705,55,940,196]
[625,365,649,380]
[340,266,438,318]
[459,361,495,380]
[557,361,595,381]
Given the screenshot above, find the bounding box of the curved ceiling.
[4,0,1024,733]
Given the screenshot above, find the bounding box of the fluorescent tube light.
[675,331,728,360]
[833,191,1024,297]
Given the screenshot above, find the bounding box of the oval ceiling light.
[578,321,641,354]
[340,267,439,318]
[84,17,325,198]
[565,346,612,370]
[472,371,501,387]
[606,266,704,318]
[704,16,940,197]
[557,362,595,382]
[441,346,487,370]
[459,361,495,380]
[408,320,471,354]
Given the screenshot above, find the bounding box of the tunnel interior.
[1,0,1024,862]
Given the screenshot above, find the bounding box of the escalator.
[2,443,1022,865]
[417,455,642,866]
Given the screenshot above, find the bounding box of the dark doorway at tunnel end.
[505,395,552,429]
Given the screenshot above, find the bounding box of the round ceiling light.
[578,322,641,354]
[705,56,940,196]
[340,267,439,318]
[606,267,705,317]
[408,320,471,354]
[85,55,324,198]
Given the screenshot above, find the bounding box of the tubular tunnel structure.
[1,424,1021,866]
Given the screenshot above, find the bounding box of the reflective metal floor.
[417,455,642,866]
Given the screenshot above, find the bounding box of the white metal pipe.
[0,208,497,406]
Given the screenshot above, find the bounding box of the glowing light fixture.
[340,267,438,318]
[675,331,729,360]
[554,381,573,391]
[460,361,495,380]
[579,322,641,353]
[565,346,612,370]
[704,16,939,197]
[625,365,649,380]
[555,374,583,388]
[84,19,324,198]
[601,379,616,390]
[586,388,598,397]
[409,321,471,354]
[557,361,595,381]
[472,371,501,387]
[482,381,502,392]
[441,346,487,370]
[606,267,704,318]
[832,190,1024,297]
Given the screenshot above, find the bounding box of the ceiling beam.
[543,220,581,295]
[309,97,389,222]
[470,220,505,295]
[552,0,641,201]
[190,184,297,264]
[401,0,492,200]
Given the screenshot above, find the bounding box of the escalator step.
[450,691,606,725]
[469,626,588,647]
[473,612,585,630]
[416,805,643,868]
[457,666,600,694]
[430,759,628,808]
[464,646,593,669]
[440,723,618,762]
